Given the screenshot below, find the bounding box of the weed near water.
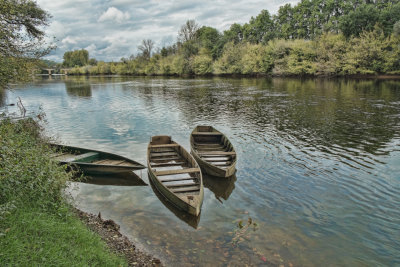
[0,118,127,266]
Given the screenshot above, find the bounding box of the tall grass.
[0,118,127,266]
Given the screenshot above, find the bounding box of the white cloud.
[98,7,130,23]
[61,36,78,45]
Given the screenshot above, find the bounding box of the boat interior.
[191,127,236,169]
[52,149,133,166]
[149,136,201,196]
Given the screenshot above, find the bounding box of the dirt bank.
[76,209,163,267]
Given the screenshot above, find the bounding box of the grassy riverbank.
[0,118,127,266]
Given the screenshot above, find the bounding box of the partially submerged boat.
[50,144,145,175]
[147,136,203,216]
[190,126,237,177]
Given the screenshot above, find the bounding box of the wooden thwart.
[166,182,199,188]
[150,152,178,157]
[171,186,200,193]
[151,156,182,162]
[151,162,185,167]
[154,168,200,176]
[160,177,196,182]
[192,132,223,136]
[150,144,179,148]
[194,143,222,147]
[197,151,236,156]
[203,158,230,162]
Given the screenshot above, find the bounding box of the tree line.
[65,0,400,76]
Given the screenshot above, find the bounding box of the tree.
[223,23,244,44]
[62,49,89,67]
[243,10,275,44]
[138,39,154,60]
[178,20,199,43]
[394,21,400,37]
[0,0,53,88]
[196,26,222,59]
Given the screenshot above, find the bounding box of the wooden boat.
[147,136,203,216]
[149,178,200,229]
[190,126,237,177]
[50,144,145,175]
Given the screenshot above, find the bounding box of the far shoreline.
[38,73,400,80]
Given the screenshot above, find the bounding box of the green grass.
[0,118,127,266]
[0,206,126,266]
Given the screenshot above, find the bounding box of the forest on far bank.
[55,0,400,76]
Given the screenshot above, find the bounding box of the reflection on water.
[0,89,6,108]
[149,177,200,229]
[203,174,237,202]
[3,76,400,266]
[65,79,92,98]
[81,172,147,186]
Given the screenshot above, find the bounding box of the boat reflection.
[149,178,200,229]
[79,172,147,186]
[203,174,237,203]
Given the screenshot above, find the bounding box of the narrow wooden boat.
[50,144,145,175]
[190,126,237,177]
[149,178,200,229]
[147,136,203,216]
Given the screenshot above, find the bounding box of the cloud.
[98,7,130,23]
[61,36,78,45]
[38,0,300,62]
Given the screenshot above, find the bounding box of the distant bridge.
[42,68,70,75]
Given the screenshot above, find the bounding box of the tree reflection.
[65,77,92,98]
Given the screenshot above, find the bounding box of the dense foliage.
[62,49,90,67]
[66,27,400,76]
[0,119,127,266]
[0,0,53,88]
[62,1,400,77]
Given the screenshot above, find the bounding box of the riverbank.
[0,118,161,266]
[76,209,162,266]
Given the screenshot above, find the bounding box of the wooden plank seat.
[171,186,200,193]
[194,143,223,146]
[151,156,183,162]
[150,162,186,167]
[150,152,178,158]
[65,152,98,163]
[195,147,227,151]
[149,144,180,148]
[160,177,197,182]
[93,159,128,165]
[192,132,223,136]
[154,168,200,176]
[203,158,231,162]
[166,182,200,188]
[197,151,236,156]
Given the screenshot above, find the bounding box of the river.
[2,76,400,266]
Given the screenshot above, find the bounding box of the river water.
[2,76,400,266]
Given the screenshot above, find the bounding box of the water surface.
[3,76,400,266]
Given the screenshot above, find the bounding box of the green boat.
[50,144,145,175]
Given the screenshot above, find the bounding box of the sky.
[38,0,299,62]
